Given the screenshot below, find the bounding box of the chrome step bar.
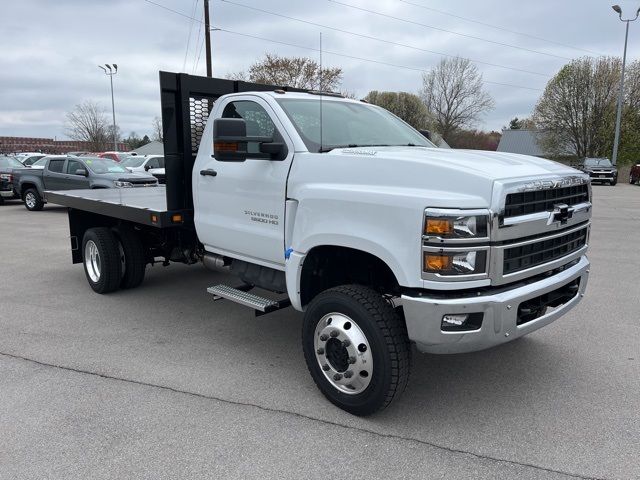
[207,284,290,315]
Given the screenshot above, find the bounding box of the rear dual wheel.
[82,227,146,293]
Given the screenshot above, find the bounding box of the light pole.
[610,5,639,166]
[99,64,118,151]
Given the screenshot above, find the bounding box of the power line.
[215,28,543,91]
[328,0,572,60]
[182,0,199,72]
[142,0,543,91]
[398,0,604,56]
[220,0,550,78]
[192,6,204,73]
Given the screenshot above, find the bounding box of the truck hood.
[291,146,586,211]
[333,146,577,180]
[100,172,158,181]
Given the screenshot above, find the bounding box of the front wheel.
[302,285,411,416]
[610,177,617,186]
[23,188,43,211]
[630,175,636,185]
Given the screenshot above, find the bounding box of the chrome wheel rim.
[25,192,36,209]
[84,240,101,283]
[314,312,373,395]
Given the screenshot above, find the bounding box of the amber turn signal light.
[425,218,452,235]
[214,141,238,152]
[424,254,452,272]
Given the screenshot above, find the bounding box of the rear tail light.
[0,173,12,182]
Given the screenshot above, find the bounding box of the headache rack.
[160,72,306,213]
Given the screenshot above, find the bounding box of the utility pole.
[610,4,639,166]
[99,64,119,151]
[204,0,212,77]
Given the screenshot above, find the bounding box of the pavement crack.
[0,351,607,480]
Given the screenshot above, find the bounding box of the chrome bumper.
[401,255,590,354]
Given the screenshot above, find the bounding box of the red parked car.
[98,151,130,162]
[629,163,640,184]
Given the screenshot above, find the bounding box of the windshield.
[121,157,145,168]
[276,98,434,152]
[83,157,127,174]
[0,157,23,168]
[584,158,612,167]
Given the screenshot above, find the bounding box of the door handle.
[200,169,217,177]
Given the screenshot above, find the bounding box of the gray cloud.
[1,0,638,139]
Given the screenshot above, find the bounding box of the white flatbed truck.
[47,72,592,415]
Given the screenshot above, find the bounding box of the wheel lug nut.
[317,348,324,355]
[358,343,367,352]
[344,371,353,378]
[319,334,328,341]
[322,364,330,371]
[329,330,339,338]
[333,373,343,381]
[348,356,356,364]
[342,340,351,347]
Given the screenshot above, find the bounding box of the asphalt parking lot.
[0,184,638,480]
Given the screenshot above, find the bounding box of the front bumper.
[588,171,616,181]
[401,255,589,354]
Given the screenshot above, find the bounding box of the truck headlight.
[424,209,489,239]
[114,181,134,188]
[424,250,487,275]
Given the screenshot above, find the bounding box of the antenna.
[319,32,323,153]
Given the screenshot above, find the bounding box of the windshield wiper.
[318,144,391,153]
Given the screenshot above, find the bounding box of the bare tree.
[534,57,621,158]
[228,53,343,91]
[364,91,433,130]
[64,101,110,151]
[152,116,163,142]
[420,57,494,142]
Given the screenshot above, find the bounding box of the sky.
[1,0,639,140]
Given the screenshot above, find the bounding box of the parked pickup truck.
[14,156,158,211]
[47,73,592,415]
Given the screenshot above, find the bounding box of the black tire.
[23,188,44,211]
[112,226,146,289]
[630,175,636,185]
[82,227,122,294]
[611,177,617,186]
[302,285,411,416]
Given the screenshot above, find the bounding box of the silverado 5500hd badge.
[244,210,279,226]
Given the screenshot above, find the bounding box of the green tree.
[364,91,432,130]
[533,56,621,159]
[509,117,523,129]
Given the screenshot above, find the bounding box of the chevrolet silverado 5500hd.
[47,73,591,415]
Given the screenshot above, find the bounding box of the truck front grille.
[504,184,589,218]
[503,227,588,275]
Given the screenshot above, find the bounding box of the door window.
[48,159,65,173]
[66,159,84,175]
[222,101,276,154]
[147,157,160,169]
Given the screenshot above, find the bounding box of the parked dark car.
[575,158,618,185]
[629,163,640,184]
[0,155,24,204]
[13,156,159,211]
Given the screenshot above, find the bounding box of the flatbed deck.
[46,187,189,228]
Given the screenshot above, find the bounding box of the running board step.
[207,284,290,315]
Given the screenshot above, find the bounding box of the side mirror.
[419,129,432,141]
[75,168,88,177]
[213,118,287,162]
[144,165,150,171]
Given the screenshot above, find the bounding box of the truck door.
[64,159,91,190]
[43,158,68,190]
[194,96,294,268]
